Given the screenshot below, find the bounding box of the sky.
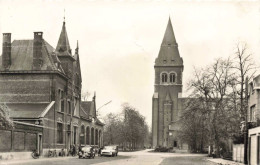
[0,0,260,127]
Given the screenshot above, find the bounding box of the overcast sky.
[0,0,260,127]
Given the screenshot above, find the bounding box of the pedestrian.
[72,145,76,156]
[98,146,103,156]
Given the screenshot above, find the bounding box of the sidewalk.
[0,156,75,165]
[207,158,245,165]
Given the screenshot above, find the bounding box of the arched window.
[161,73,168,83]
[170,73,176,83]
[86,127,90,145]
[80,125,85,145]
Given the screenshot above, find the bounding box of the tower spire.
[162,17,177,45]
[155,17,182,66]
[63,9,66,23]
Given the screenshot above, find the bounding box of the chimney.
[33,32,43,70]
[2,33,11,69]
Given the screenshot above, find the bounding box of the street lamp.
[96,100,112,117]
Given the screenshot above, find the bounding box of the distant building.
[152,18,187,149]
[0,20,104,157]
[247,75,260,165]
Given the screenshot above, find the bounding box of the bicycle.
[31,149,39,159]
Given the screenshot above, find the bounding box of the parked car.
[78,146,95,159]
[101,145,118,157]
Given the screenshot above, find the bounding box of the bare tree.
[232,42,256,120]
[81,90,91,101]
[181,58,240,157]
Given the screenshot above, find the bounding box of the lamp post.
[96,100,112,117]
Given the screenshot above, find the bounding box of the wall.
[0,122,42,160]
[0,74,51,103]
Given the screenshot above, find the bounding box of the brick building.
[0,20,104,157]
[152,18,187,150]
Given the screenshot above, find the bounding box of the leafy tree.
[102,103,150,150]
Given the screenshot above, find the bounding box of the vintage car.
[78,146,95,159]
[100,145,118,157]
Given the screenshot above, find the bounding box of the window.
[250,105,256,122]
[68,101,71,114]
[61,91,64,112]
[161,73,168,83]
[170,73,176,83]
[57,123,63,143]
[58,89,64,112]
[73,126,77,144]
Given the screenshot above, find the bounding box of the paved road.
[1,150,215,165]
[95,149,214,165]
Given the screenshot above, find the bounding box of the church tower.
[152,17,184,148]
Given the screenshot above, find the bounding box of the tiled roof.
[0,39,58,71]
[80,101,92,119]
[6,103,49,119]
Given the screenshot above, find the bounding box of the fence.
[233,144,244,163]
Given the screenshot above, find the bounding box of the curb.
[0,156,76,165]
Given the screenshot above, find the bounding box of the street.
[0,150,215,165]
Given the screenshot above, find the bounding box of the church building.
[152,18,187,149]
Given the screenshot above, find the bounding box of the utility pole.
[244,76,248,164]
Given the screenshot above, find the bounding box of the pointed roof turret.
[165,92,172,101]
[56,21,71,54]
[75,40,79,55]
[155,17,183,67]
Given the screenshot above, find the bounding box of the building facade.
[152,18,186,149]
[247,75,260,165]
[0,20,104,157]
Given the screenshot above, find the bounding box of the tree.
[180,58,240,156]
[81,90,91,101]
[232,42,256,121]
[102,103,150,151]
[232,42,257,164]
[0,104,14,129]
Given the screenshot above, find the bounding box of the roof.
[56,21,72,56]
[80,101,104,125]
[155,17,183,67]
[0,39,58,71]
[6,103,49,119]
[80,101,92,119]
[165,92,172,101]
[96,118,105,126]
[162,17,177,45]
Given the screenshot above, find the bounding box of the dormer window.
[170,73,176,83]
[161,73,168,83]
